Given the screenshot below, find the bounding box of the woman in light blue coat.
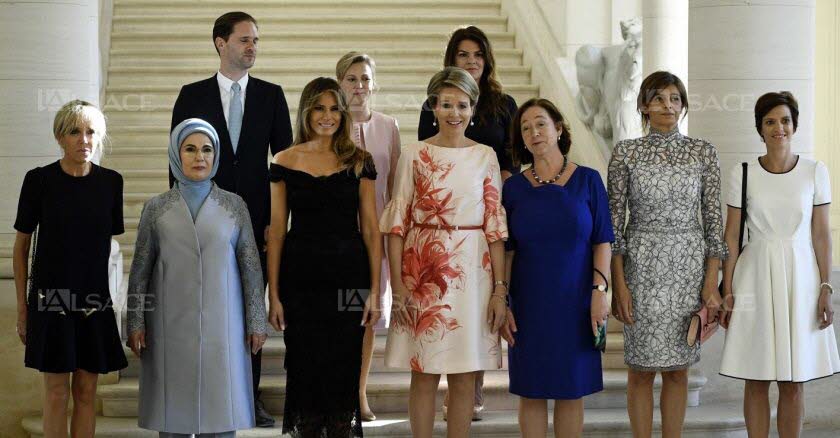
[127,119,268,437]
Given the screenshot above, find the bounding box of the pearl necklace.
[530,155,568,185]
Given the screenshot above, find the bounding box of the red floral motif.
[401,234,462,309]
[410,354,424,372]
[390,225,404,235]
[482,251,491,272]
[482,173,507,242]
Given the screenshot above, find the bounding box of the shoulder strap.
[737,162,748,251]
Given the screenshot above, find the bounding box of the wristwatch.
[593,284,607,293]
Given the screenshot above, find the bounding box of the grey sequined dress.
[607,127,728,371]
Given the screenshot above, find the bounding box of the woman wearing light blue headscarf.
[127,118,268,437]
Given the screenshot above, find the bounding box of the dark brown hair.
[754,91,799,138]
[509,98,572,167]
[294,77,369,176]
[212,12,258,54]
[637,71,688,131]
[443,26,508,126]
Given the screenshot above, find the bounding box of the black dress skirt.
[14,161,127,374]
[270,157,377,438]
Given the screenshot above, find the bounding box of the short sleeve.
[111,173,125,235]
[814,160,831,206]
[268,163,287,182]
[725,163,744,208]
[13,168,42,234]
[379,146,415,237]
[588,169,615,244]
[360,153,377,180]
[482,151,509,243]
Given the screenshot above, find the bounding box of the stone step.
[108,31,516,51]
[98,368,707,418]
[22,403,751,437]
[104,64,530,88]
[118,335,628,379]
[119,336,408,378]
[0,244,12,279]
[22,403,750,437]
[108,48,525,67]
[112,0,502,17]
[112,15,508,33]
[102,85,538,113]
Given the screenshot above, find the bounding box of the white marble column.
[643,0,689,80]
[0,0,102,240]
[688,0,816,179]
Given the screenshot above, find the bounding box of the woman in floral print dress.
[607,71,728,437]
[380,67,508,438]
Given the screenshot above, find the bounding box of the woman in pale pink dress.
[337,51,402,421]
[380,66,508,438]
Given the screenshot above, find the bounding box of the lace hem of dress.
[282,409,363,438]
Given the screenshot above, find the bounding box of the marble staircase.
[18,0,749,435]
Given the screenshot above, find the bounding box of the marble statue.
[576,18,643,156]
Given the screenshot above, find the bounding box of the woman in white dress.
[720,91,840,438]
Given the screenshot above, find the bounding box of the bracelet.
[494,280,508,290]
[593,268,609,292]
[490,292,510,305]
[820,282,834,294]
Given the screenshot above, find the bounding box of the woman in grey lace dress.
[607,72,728,437]
[126,119,267,437]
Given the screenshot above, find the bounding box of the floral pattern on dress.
[380,142,508,374]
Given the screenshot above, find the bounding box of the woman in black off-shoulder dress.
[266,77,382,438]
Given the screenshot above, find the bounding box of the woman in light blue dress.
[127,119,267,437]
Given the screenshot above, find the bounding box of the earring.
[470,119,474,126]
[558,136,562,141]
[432,119,437,127]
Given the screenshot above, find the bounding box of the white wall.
[0,0,102,242]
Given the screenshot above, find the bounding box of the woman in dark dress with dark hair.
[418,25,518,419]
[13,99,127,438]
[266,78,382,437]
[418,26,519,182]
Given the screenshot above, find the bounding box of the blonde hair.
[426,66,480,108]
[336,51,377,84]
[53,100,108,151]
[294,77,368,176]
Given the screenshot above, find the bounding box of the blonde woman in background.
[337,51,402,421]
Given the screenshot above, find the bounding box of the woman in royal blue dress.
[500,98,614,437]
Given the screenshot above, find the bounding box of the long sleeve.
[387,118,402,199]
[169,85,189,189]
[607,141,630,255]
[233,196,268,335]
[127,200,159,334]
[269,84,293,156]
[482,152,508,243]
[380,145,415,237]
[700,142,729,260]
[417,99,437,141]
